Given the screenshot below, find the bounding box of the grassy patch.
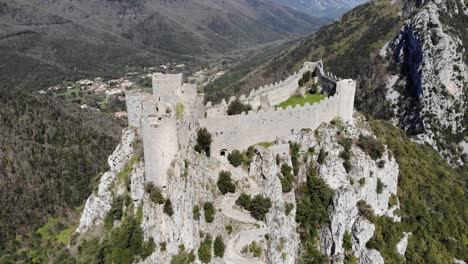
[256,141,274,148]
[276,93,326,109]
[176,103,185,120]
[115,156,139,190]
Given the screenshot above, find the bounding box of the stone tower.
[142,115,179,189]
[336,79,356,123]
[152,73,183,103]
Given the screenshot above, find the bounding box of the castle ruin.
[126,61,356,189]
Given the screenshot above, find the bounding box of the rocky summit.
[0,0,466,264]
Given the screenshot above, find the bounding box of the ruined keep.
[126,61,356,189]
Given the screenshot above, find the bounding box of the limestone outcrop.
[76,128,135,234]
[384,0,467,163]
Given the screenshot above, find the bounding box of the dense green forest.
[368,121,467,263]
[0,90,123,252]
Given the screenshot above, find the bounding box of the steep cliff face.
[384,0,467,163]
[288,114,400,264]
[75,113,405,263]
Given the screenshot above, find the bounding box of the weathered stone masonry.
[126,61,355,189]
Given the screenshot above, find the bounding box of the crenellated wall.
[127,61,355,187]
[204,61,343,118]
[199,78,356,155]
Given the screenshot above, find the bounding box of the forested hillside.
[205,0,404,106]
[0,91,123,250]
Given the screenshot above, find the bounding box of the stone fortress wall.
[199,79,355,155]
[126,61,355,188]
[205,61,342,118]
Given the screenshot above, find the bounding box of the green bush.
[248,195,272,221]
[359,178,366,186]
[357,135,385,160]
[357,200,375,221]
[78,212,154,264]
[227,99,252,115]
[280,176,294,193]
[104,196,125,230]
[317,147,327,165]
[203,202,216,223]
[195,128,212,157]
[249,241,262,257]
[235,193,252,208]
[160,242,167,252]
[290,142,301,176]
[236,193,272,220]
[217,171,236,194]
[280,164,294,193]
[343,231,352,251]
[225,225,233,235]
[164,199,174,217]
[376,178,384,194]
[388,194,398,207]
[171,246,195,264]
[339,137,353,173]
[344,254,358,264]
[227,150,243,167]
[198,234,212,263]
[296,163,334,262]
[141,238,156,259]
[213,235,225,258]
[145,183,165,204]
[193,205,201,220]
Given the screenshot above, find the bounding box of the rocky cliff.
[75,112,410,263]
[384,0,468,164]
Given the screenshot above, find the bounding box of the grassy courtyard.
[276,93,327,109]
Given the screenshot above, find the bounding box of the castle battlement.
[125,61,355,187]
[203,61,342,116]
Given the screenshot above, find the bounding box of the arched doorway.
[220,149,228,157]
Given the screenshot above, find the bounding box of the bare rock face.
[359,249,384,264]
[396,232,411,257]
[385,0,467,163]
[250,148,299,264]
[292,114,400,263]
[76,128,135,234]
[76,114,404,263]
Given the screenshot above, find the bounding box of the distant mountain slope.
[208,0,468,163]
[206,0,404,102]
[271,0,368,18]
[0,0,327,90]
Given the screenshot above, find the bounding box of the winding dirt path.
[224,227,267,264]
